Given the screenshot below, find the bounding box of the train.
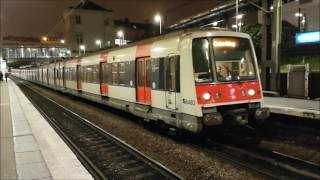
[12,28,269,137]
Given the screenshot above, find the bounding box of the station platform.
[0,79,93,180]
[264,97,320,120]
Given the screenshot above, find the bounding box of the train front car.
[184,31,269,141]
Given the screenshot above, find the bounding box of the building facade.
[63,0,115,54]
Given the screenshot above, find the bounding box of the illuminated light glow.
[213,41,236,48]
[80,45,85,50]
[154,14,161,22]
[212,21,218,26]
[202,92,211,100]
[42,36,48,41]
[96,39,101,45]
[248,89,256,96]
[236,14,244,19]
[117,30,124,37]
[295,12,303,17]
[151,47,166,53]
[60,39,65,44]
[296,31,320,44]
[232,24,237,28]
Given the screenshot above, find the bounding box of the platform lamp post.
[235,0,239,32]
[154,14,162,34]
[295,9,303,32]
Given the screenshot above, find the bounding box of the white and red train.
[13,29,269,134]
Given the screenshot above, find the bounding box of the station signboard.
[295,31,320,45]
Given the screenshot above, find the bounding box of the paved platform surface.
[0,79,93,180]
[264,97,320,119]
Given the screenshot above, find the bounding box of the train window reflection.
[192,38,213,83]
[212,38,256,82]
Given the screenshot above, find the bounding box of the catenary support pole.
[270,0,282,91]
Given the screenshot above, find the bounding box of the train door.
[165,56,180,110]
[136,57,151,104]
[100,62,108,96]
[76,65,82,91]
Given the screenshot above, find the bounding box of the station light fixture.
[236,14,244,19]
[212,21,219,26]
[95,39,102,48]
[80,45,85,50]
[60,39,65,44]
[42,36,48,41]
[295,12,303,17]
[117,30,124,46]
[79,45,86,55]
[117,30,124,38]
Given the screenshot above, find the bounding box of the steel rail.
[14,78,182,180]
[204,140,320,180]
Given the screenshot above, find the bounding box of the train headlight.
[248,89,256,96]
[202,92,211,100]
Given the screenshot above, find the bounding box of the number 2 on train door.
[136,57,151,104]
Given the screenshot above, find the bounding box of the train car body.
[12,29,269,134]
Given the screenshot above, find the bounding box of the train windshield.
[212,37,256,82]
[192,37,256,83]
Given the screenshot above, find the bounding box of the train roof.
[75,27,250,58]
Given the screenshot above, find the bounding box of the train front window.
[192,38,213,83]
[212,37,256,82]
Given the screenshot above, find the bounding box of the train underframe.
[202,102,270,144]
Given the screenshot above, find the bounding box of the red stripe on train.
[196,81,262,105]
[136,44,151,58]
[100,53,108,62]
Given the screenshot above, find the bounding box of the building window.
[75,15,81,24]
[76,33,83,45]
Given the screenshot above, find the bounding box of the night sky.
[0,0,224,38]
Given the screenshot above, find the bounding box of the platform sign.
[295,31,320,45]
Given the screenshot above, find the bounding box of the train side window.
[81,66,86,82]
[119,63,126,85]
[158,58,165,90]
[93,65,100,84]
[112,63,118,85]
[192,38,213,83]
[72,67,77,81]
[165,56,180,92]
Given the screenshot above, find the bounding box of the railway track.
[14,78,182,180]
[14,77,320,180]
[202,140,320,179]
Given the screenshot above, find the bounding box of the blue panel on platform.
[296,31,320,45]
